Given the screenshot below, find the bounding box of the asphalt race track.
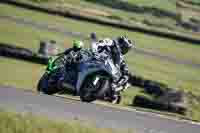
[0,86,200,133]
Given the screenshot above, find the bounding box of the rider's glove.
[111,83,118,90]
[118,76,129,86]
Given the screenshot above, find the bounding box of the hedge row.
[1,0,200,45]
[85,0,177,19]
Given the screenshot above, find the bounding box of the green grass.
[1,15,200,92]
[0,19,75,52]
[0,3,200,121]
[0,109,130,133]
[0,57,44,90]
[1,57,200,121]
[187,0,200,5]
[0,3,200,90]
[0,57,145,105]
[1,4,200,65]
[87,0,177,13]
[17,0,196,35]
[124,0,176,10]
[28,0,177,12]
[126,52,200,94]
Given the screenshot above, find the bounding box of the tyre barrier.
[128,74,168,96]
[1,0,200,45]
[128,74,187,115]
[133,95,187,115]
[0,43,48,64]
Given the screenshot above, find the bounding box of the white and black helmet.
[116,36,134,55]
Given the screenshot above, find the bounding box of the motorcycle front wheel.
[80,74,109,103]
[37,72,62,95]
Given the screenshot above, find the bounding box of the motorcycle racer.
[56,40,85,94]
[91,36,134,92]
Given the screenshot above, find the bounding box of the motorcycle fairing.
[46,56,59,74]
[75,59,120,94]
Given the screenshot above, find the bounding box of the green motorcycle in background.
[37,55,67,94]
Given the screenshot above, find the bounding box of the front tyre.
[37,72,61,95]
[80,74,109,103]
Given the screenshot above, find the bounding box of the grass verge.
[0,108,130,133]
[0,57,44,90]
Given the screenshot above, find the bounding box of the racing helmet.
[116,36,134,55]
[73,40,84,50]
